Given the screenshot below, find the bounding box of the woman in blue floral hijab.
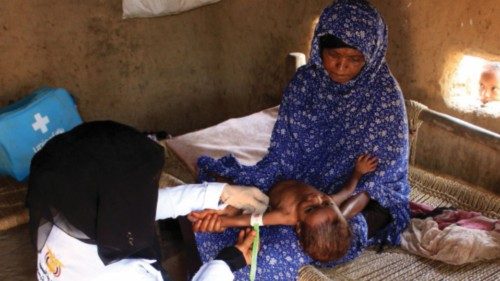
[196,0,410,279]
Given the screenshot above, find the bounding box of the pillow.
[165,106,278,175]
[123,0,221,19]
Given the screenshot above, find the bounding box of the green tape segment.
[249,224,260,281]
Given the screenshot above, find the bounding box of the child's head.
[293,183,352,262]
[479,63,500,104]
[297,212,351,262]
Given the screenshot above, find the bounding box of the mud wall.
[374,0,500,132]
[373,0,499,192]
[0,0,497,191]
[0,0,330,134]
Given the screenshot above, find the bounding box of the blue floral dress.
[196,0,410,279]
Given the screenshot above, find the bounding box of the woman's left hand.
[234,228,257,264]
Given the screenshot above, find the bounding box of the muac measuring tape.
[249,213,263,281]
[249,223,260,281]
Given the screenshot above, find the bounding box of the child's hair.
[298,216,352,262]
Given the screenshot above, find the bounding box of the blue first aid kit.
[0,88,83,181]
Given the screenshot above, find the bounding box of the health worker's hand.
[190,211,226,233]
[221,184,269,214]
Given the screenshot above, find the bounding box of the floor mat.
[0,177,28,231]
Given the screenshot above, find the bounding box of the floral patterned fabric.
[196,0,410,279]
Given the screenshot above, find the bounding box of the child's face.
[297,192,342,226]
[479,70,499,103]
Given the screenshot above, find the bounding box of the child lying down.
[189,154,392,262]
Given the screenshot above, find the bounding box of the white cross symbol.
[32,113,50,134]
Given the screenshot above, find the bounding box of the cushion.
[122,0,221,19]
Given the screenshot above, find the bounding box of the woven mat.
[299,248,500,281]
[299,166,500,281]
[408,166,499,219]
[161,141,196,184]
[0,177,28,231]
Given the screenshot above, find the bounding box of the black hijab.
[27,121,165,265]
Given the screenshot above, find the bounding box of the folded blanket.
[402,203,500,265]
[436,210,499,231]
[410,201,499,231]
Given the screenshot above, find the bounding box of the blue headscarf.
[197,0,410,279]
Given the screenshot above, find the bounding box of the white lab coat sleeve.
[191,260,234,281]
[155,182,227,220]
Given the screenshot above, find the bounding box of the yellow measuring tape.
[249,224,260,281]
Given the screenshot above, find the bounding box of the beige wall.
[0,0,330,135]
[0,0,498,191]
[374,0,500,132]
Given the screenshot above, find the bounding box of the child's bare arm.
[339,191,371,219]
[331,154,378,205]
[189,209,295,232]
[221,210,295,228]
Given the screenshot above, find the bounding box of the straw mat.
[0,177,28,231]
[161,141,196,184]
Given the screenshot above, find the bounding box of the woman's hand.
[355,154,378,175]
[190,212,226,233]
[234,228,257,265]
